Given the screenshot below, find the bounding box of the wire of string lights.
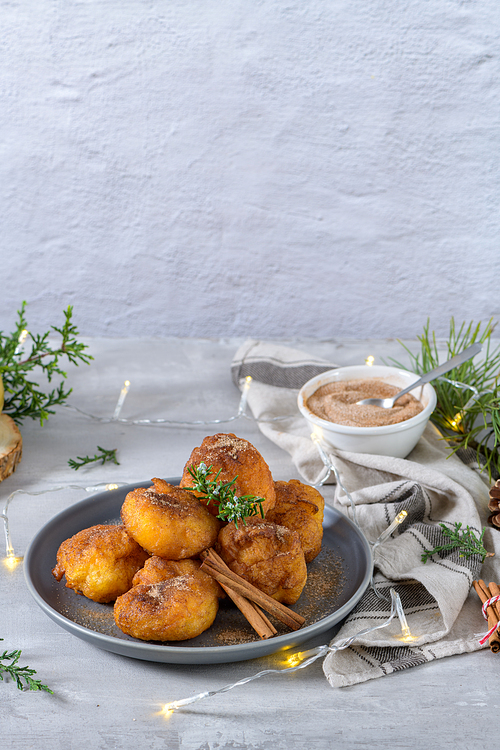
[160,588,404,715]
[63,376,293,427]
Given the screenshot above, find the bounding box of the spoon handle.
[397,342,483,398]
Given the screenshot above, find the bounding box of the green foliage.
[0,302,92,424]
[421,522,492,564]
[0,641,53,693]
[186,463,265,528]
[68,446,120,470]
[389,319,500,480]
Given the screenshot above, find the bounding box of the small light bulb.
[311,429,323,443]
[3,554,22,571]
[374,510,408,546]
[113,380,131,420]
[365,355,375,366]
[396,627,418,643]
[14,329,29,356]
[160,705,175,719]
[283,652,303,668]
[237,376,253,416]
[449,413,462,430]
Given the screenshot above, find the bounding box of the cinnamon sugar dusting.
[274,525,288,544]
[144,490,181,508]
[145,577,191,602]
[146,583,163,601]
[140,488,194,516]
[306,378,423,427]
[209,434,251,460]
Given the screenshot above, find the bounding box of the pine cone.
[488,480,500,528]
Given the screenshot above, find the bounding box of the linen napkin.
[231,340,499,687]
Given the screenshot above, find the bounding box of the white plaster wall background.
[1,0,499,340]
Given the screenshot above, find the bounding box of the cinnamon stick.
[199,548,277,639]
[472,579,500,653]
[489,581,500,627]
[219,584,277,639]
[201,551,305,631]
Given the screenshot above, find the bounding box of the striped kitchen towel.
[232,339,498,687]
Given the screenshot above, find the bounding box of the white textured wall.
[2,1,499,340]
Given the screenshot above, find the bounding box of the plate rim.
[23,478,373,664]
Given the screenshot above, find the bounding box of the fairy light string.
[63,376,264,427]
[161,588,403,715]
[59,371,489,433]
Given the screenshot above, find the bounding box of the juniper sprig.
[0,302,92,425]
[421,522,493,564]
[68,446,120,470]
[0,641,53,693]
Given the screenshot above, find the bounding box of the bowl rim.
[297,365,437,435]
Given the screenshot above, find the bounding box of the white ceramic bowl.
[297,365,437,458]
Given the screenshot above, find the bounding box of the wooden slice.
[0,414,22,481]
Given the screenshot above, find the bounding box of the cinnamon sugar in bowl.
[298,365,437,458]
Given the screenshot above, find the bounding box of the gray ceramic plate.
[24,479,372,664]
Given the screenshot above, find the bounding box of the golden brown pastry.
[217,519,307,605]
[266,480,324,562]
[114,574,219,641]
[179,433,275,518]
[120,479,220,559]
[51,524,148,603]
[131,556,224,599]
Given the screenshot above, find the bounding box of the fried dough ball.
[114,574,219,641]
[132,556,224,599]
[120,479,220,559]
[217,520,307,605]
[179,433,275,518]
[266,480,324,562]
[52,524,148,603]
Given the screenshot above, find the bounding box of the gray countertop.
[1,337,497,750]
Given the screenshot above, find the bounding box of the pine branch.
[387,318,500,480]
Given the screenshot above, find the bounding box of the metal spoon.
[356,342,482,409]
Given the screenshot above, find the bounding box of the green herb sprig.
[0,641,53,693]
[421,522,493,564]
[186,463,265,528]
[68,446,119,470]
[0,302,92,425]
[389,318,500,480]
